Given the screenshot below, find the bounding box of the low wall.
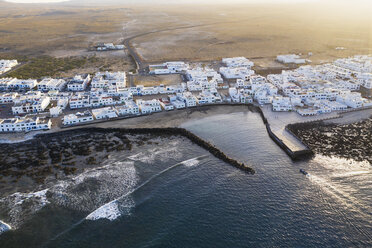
[61,103,313,162]
[41,127,255,175]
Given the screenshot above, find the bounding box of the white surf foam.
[0,189,49,230]
[313,155,371,171]
[0,220,11,235]
[128,140,183,164]
[86,201,121,221]
[182,157,201,167]
[86,155,207,222]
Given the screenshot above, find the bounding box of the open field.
[133,74,183,86]
[0,1,371,77]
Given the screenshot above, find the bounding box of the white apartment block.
[37,78,67,92]
[0,60,18,74]
[92,107,118,119]
[12,97,50,115]
[222,57,254,68]
[63,111,94,126]
[67,74,91,91]
[115,101,139,116]
[136,99,162,114]
[0,116,51,133]
[69,94,91,109]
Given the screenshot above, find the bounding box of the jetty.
[255,105,314,160]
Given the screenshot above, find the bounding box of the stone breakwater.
[248,105,314,160]
[73,127,256,174]
[287,118,372,164]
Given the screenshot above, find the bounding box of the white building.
[115,101,139,116]
[91,71,126,92]
[67,74,91,91]
[37,78,67,92]
[57,98,69,109]
[219,67,255,80]
[69,94,91,109]
[177,92,197,107]
[92,107,118,119]
[277,54,306,64]
[222,57,254,68]
[7,79,37,90]
[336,93,363,108]
[159,98,174,111]
[0,93,17,104]
[272,96,293,111]
[0,116,51,132]
[63,111,94,126]
[12,97,50,115]
[0,60,18,74]
[136,99,162,114]
[149,61,188,74]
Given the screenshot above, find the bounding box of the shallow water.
[0,111,371,247]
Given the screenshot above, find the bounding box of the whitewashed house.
[63,111,94,126]
[69,94,91,109]
[222,57,254,68]
[12,97,50,115]
[177,92,197,107]
[115,100,139,116]
[136,99,162,114]
[0,93,17,104]
[37,78,67,92]
[8,79,37,90]
[159,98,174,111]
[0,116,51,132]
[67,74,91,91]
[0,60,18,74]
[272,96,293,111]
[92,107,118,119]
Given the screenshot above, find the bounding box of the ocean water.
[0,111,371,247]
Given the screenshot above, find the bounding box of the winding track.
[122,22,228,74]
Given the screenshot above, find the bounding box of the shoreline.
[0,104,370,161]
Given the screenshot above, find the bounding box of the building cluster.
[264,55,372,115]
[276,54,307,64]
[0,55,371,133]
[149,61,189,75]
[0,60,18,74]
[95,43,124,51]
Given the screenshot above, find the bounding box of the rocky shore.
[287,118,372,164]
[0,127,254,192]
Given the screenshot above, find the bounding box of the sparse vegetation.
[3,56,87,79]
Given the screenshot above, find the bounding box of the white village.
[0,55,371,133]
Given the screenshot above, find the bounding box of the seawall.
[251,105,314,160]
[40,127,255,174]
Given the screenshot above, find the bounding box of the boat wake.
[86,154,208,221]
[306,174,372,241]
[47,155,207,244]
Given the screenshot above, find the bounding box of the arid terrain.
[1,1,371,80]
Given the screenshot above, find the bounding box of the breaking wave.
[128,140,183,164]
[86,155,207,222]
[0,161,138,231]
[0,189,49,230]
[0,220,12,235]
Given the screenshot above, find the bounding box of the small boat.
[299,169,308,176]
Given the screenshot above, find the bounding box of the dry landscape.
[0,1,371,80]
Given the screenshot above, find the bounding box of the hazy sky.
[3,0,321,3]
[3,0,372,6]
